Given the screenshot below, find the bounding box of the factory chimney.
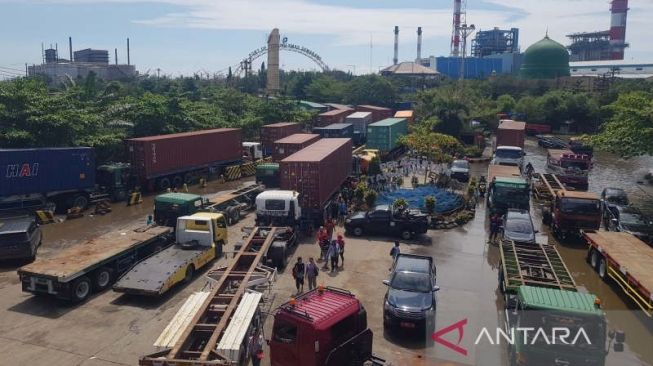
[609,0,628,60]
[115,48,118,65]
[127,38,130,65]
[451,0,462,57]
[416,27,422,62]
[393,26,399,65]
[69,37,73,62]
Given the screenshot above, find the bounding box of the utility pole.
[157,68,161,79]
[459,23,475,83]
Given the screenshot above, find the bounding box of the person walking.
[316,226,328,261]
[325,218,335,240]
[338,200,348,226]
[389,241,400,270]
[292,257,306,293]
[336,234,345,267]
[306,257,319,290]
[248,331,264,366]
[327,240,339,272]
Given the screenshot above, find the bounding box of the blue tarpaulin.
[377,186,463,214]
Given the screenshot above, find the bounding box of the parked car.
[450,159,470,182]
[536,135,568,149]
[601,187,629,208]
[0,216,42,261]
[502,209,536,244]
[345,205,429,240]
[383,254,438,333]
[604,205,653,244]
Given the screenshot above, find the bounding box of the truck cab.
[546,190,601,240]
[488,176,530,215]
[492,146,524,169]
[505,285,621,366]
[95,162,131,202]
[153,193,203,227]
[176,212,227,252]
[270,287,374,366]
[546,149,591,189]
[255,191,301,227]
[243,142,263,161]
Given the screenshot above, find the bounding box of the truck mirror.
[382,280,390,286]
[432,285,440,292]
[615,330,625,343]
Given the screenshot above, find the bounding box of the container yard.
[272,133,320,162]
[316,108,351,127]
[355,105,394,122]
[366,117,408,153]
[259,122,302,156]
[311,123,354,140]
[345,111,373,142]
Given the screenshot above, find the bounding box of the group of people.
[291,225,347,294]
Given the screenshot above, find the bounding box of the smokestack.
[609,0,628,60]
[69,37,73,62]
[115,48,118,65]
[55,43,58,62]
[393,26,399,65]
[416,27,422,62]
[451,0,462,57]
[127,38,130,65]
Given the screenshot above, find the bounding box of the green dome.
[520,36,570,79]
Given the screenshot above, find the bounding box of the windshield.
[561,160,589,170]
[522,312,605,350]
[496,149,522,159]
[560,198,600,215]
[453,161,469,169]
[606,193,628,205]
[505,220,533,234]
[495,186,529,202]
[390,271,431,292]
[264,199,285,211]
[620,212,651,231]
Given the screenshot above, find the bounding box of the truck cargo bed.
[19,225,171,281]
[113,245,213,295]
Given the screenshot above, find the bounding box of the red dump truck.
[494,120,526,151]
[261,122,303,156]
[127,128,242,191]
[273,133,321,162]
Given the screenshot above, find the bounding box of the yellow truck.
[113,212,227,296]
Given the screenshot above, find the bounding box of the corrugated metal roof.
[381,61,439,75]
[300,100,328,108]
[324,103,354,110]
[281,138,351,162]
[279,289,361,330]
[262,122,299,129]
[313,123,352,130]
[369,118,406,127]
[128,128,239,142]
[346,111,372,119]
[275,133,320,144]
[518,286,602,315]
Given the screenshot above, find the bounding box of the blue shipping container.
[1,148,95,197]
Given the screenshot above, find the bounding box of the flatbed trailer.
[584,231,653,317]
[202,184,264,224]
[498,239,576,300]
[18,225,172,302]
[532,173,564,202]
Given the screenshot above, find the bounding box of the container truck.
[493,120,526,151]
[498,239,624,366]
[542,190,602,240]
[546,149,591,189]
[256,163,280,188]
[312,123,354,140]
[260,122,303,156]
[316,109,351,128]
[486,165,529,215]
[272,133,320,162]
[356,105,394,122]
[18,224,173,302]
[345,112,372,145]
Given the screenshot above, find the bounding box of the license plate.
[400,322,415,329]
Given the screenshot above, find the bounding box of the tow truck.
[113,212,227,296]
[498,239,624,365]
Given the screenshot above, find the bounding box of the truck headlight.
[384,300,395,312]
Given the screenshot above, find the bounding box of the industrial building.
[471,28,519,58]
[570,60,653,79]
[567,0,629,61]
[28,37,136,83]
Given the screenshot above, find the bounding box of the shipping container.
[394,110,414,125]
[126,128,242,186]
[1,147,95,198]
[280,138,352,212]
[260,122,303,156]
[345,112,373,137]
[495,120,526,150]
[525,123,552,136]
[312,123,354,140]
[273,133,321,162]
[366,118,408,153]
[356,105,394,122]
[256,163,280,188]
[316,109,352,127]
[324,103,354,111]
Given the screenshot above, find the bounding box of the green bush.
[393,198,408,210]
[463,146,483,158]
[364,190,378,208]
[425,196,436,214]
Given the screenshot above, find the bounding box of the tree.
[496,94,516,113]
[414,87,468,137]
[344,75,396,107]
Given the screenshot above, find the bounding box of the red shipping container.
[356,105,394,122]
[126,128,241,184]
[260,122,302,155]
[494,120,526,150]
[525,123,552,135]
[316,109,353,128]
[280,138,352,210]
[273,133,321,162]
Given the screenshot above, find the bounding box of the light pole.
[459,23,475,81]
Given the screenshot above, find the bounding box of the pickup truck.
[345,205,429,240]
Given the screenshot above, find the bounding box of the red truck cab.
[270,287,375,366]
[546,190,601,240]
[546,149,591,190]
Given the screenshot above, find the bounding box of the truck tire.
[184,265,195,284]
[352,227,364,237]
[401,229,412,240]
[158,178,171,191]
[184,173,194,184]
[172,175,183,188]
[72,194,89,210]
[93,268,113,291]
[231,207,240,223]
[589,249,601,270]
[542,209,552,225]
[598,258,608,280]
[72,276,92,302]
[278,247,288,268]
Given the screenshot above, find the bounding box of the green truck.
[498,240,624,365]
[487,165,530,215]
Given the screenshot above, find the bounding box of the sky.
[0,0,651,78]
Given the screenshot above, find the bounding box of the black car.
[345,205,429,240]
[536,135,568,149]
[604,205,653,244]
[383,254,438,333]
[0,216,42,261]
[450,160,470,182]
[601,187,629,208]
[502,209,536,244]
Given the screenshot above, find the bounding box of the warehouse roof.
[380,61,439,76]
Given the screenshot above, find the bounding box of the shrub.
[364,190,378,208]
[463,146,482,158]
[393,198,408,210]
[425,196,436,214]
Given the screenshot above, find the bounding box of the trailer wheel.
[72,194,89,210]
[352,227,364,237]
[172,175,183,188]
[589,249,601,270]
[93,268,113,291]
[598,258,608,280]
[184,265,195,283]
[542,209,552,225]
[72,276,92,302]
[230,207,240,223]
[279,247,288,268]
[401,229,412,240]
[158,178,171,191]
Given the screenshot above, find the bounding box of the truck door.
[368,210,391,234]
[270,319,300,365]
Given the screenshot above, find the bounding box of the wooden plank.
[586,232,653,294]
[19,225,170,280]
